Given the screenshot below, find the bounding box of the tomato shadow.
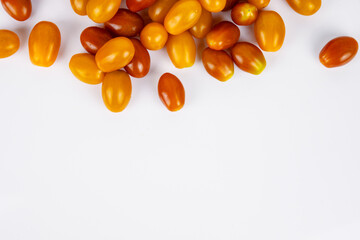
[13,26,31,52]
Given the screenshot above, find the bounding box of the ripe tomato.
[202,48,234,82]
[199,0,226,13]
[166,31,196,69]
[247,0,270,9]
[231,42,266,75]
[69,53,104,85]
[125,39,151,78]
[140,22,168,50]
[231,3,258,26]
[148,0,178,23]
[206,21,240,50]
[158,73,185,112]
[86,0,122,23]
[286,0,321,16]
[189,8,213,39]
[0,30,20,58]
[1,0,32,21]
[80,27,113,55]
[70,0,88,16]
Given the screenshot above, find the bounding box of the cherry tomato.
[80,27,113,55]
[231,42,266,75]
[70,0,89,16]
[0,30,20,58]
[148,0,178,23]
[319,37,358,68]
[189,8,212,39]
[254,11,285,52]
[223,0,238,11]
[104,9,144,37]
[167,31,196,69]
[125,39,151,78]
[86,0,122,23]
[126,0,156,12]
[95,37,135,72]
[28,21,61,67]
[69,53,104,85]
[286,0,321,16]
[202,48,234,81]
[158,73,185,112]
[1,0,31,21]
[247,0,270,9]
[164,0,202,35]
[140,22,168,50]
[102,71,132,113]
[206,21,240,50]
[231,3,258,26]
[199,0,226,13]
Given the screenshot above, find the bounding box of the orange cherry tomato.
[202,48,234,82]
[28,21,61,67]
[69,53,104,85]
[164,0,202,35]
[199,0,226,12]
[80,27,113,55]
[189,8,212,39]
[70,0,89,16]
[104,9,144,37]
[286,0,321,16]
[140,22,168,50]
[254,11,285,52]
[231,42,266,75]
[95,37,135,72]
[148,0,178,23]
[223,0,238,11]
[1,0,32,21]
[247,0,270,9]
[206,21,240,50]
[102,71,132,113]
[166,31,196,69]
[86,0,122,23]
[319,37,358,68]
[0,30,20,58]
[231,3,258,26]
[158,73,185,112]
[126,0,156,12]
[125,38,151,78]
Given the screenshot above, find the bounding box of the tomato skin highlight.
[231,42,266,75]
[286,0,321,16]
[125,39,151,78]
[140,22,168,51]
[126,0,156,12]
[319,37,358,68]
[254,11,285,52]
[86,0,122,23]
[247,0,270,9]
[189,8,213,39]
[102,71,132,113]
[69,53,104,85]
[158,73,186,112]
[199,0,226,13]
[166,31,196,69]
[104,9,144,37]
[206,21,240,50]
[80,27,113,55]
[0,30,20,58]
[148,0,178,23]
[202,48,234,82]
[70,0,89,16]
[1,0,32,21]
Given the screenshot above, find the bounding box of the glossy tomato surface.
[28,21,61,67]
[140,22,168,50]
[164,0,202,35]
[105,9,144,37]
[286,0,321,16]
[0,30,20,58]
[125,39,151,78]
[206,21,240,50]
[69,53,104,85]
[189,8,212,39]
[319,37,358,68]
[1,0,32,21]
[148,0,178,23]
[254,11,285,52]
[199,0,226,13]
[167,31,196,69]
[223,0,238,11]
[80,27,113,55]
[126,0,156,12]
[202,48,234,81]
[102,71,132,113]
[158,73,185,112]
[95,37,135,72]
[86,0,122,23]
[231,3,258,26]
[70,0,89,16]
[231,42,266,75]
[247,0,270,9]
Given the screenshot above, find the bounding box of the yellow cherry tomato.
[28,21,61,67]
[254,11,285,52]
[69,53,104,85]
[95,37,135,72]
[70,0,89,16]
[0,29,20,58]
[148,0,178,23]
[102,71,132,113]
[247,0,270,9]
[86,0,122,23]
[286,0,321,16]
[199,0,226,12]
[189,8,212,39]
[164,0,202,35]
[140,22,168,50]
[166,31,196,69]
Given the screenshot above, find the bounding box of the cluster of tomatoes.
[0,0,358,113]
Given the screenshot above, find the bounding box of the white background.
[1,0,360,239]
